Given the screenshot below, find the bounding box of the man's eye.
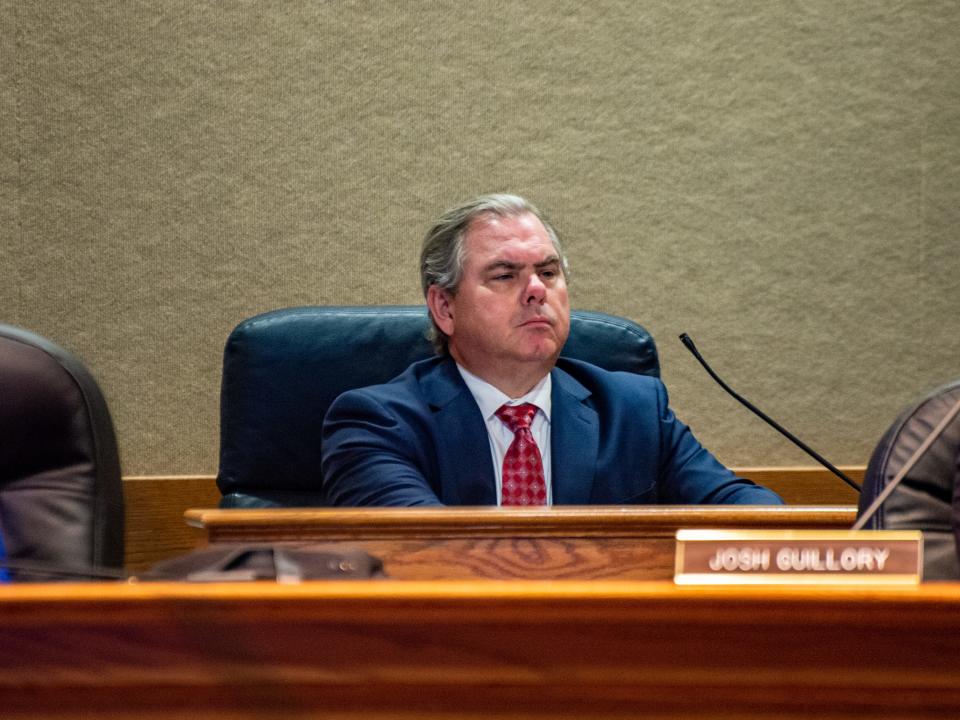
[493,274,514,281]
[540,270,556,279]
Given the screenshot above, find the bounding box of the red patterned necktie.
[495,403,547,506]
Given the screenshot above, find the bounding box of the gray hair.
[419,193,568,354]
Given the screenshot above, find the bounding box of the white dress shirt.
[456,364,553,505]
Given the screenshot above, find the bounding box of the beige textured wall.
[2,1,958,477]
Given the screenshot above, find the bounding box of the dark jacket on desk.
[321,356,783,507]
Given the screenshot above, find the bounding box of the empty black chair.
[0,325,124,580]
[217,306,659,508]
[857,379,960,580]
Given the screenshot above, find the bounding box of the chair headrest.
[0,324,124,577]
[217,306,658,506]
[858,378,960,580]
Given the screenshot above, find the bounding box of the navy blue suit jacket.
[321,356,782,506]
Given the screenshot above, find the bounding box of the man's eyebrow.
[481,256,561,273]
[535,256,561,269]
[481,260,521,272]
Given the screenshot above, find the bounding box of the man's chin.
[515,339,563,364]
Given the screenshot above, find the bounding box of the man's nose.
[523,274,547,304]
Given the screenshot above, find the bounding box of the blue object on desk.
[0,528,9,583]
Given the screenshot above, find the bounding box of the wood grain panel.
[737,466,864,504]
[122,475,219,573]
[1,580,959,719]
[183,506,857,581]
[121,468,865,574]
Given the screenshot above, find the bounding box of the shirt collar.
[456,364,552,423]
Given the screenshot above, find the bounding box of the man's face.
[428,212,571,389]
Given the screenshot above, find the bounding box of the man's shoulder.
[330,355,456,408]
[554,356,663,396]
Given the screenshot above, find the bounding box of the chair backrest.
[217,306,659,507]
[0,325,124,580]
[857,379,960,580]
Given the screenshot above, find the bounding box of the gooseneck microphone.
[678,333,861,493]
[0,557,127,582]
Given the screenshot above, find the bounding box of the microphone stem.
[679,334,861,493]
[0,558,127,581]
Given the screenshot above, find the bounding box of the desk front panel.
[185,505,857,580]
[0,580,958,719]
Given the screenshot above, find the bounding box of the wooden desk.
[1,579,959,719]
[185,505,857,580]
[121,467,866,571]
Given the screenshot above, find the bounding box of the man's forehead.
[464,212,551,248]
[467,210,542,234]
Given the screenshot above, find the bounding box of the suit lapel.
[550,367,599,504]
[420,359,497,505]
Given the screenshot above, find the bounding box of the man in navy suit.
[322,194,781,507]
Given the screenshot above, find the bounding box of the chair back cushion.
[0,325,124,579]
[857,379,960,580]
[217,306,658,507]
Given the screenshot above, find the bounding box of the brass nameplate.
[675,529,923,585]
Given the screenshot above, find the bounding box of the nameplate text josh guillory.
[674,529,922,585]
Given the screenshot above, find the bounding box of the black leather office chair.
[217,306,660,508]
[857,379,960,580]
[0,325,124,580]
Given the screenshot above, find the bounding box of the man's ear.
[426,285,455,336]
